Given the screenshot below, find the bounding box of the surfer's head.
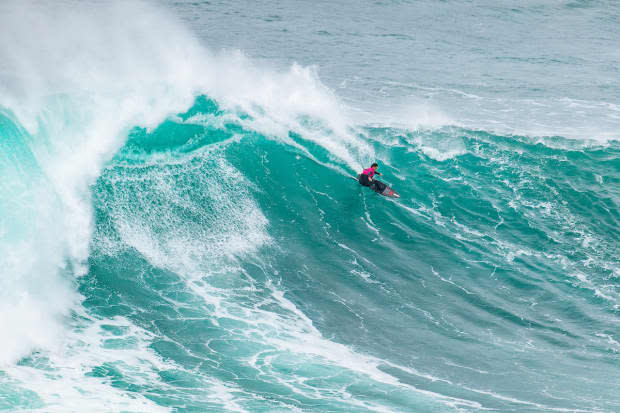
[371,163,378,170]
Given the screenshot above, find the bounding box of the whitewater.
[0,1,619,412]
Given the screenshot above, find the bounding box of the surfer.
[358,163,387,193]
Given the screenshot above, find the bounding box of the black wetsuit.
[359,173,371,187]
[359,172,387,193]
[371,180,387,193]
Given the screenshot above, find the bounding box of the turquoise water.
[1,1,619,412]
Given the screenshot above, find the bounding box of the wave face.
[1,1,619,412]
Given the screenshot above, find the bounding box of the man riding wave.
[358,163,387,193]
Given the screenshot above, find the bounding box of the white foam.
[2,316,172,413]
[0,0,210,365]
[0,0,373,368]
[0,149,78,364]
[2,311,260,413]
[403,130,468,162]
[117,203,477,411]
[105,149,270,279]
[0,2,514,411]
[206,57,374,172]
[368,100,455,132]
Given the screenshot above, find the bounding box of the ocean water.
[1,1,619,412]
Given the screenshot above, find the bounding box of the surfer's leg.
[374,180,387,192]
[359,174,370,186]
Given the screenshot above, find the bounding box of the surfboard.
[356,174,400,198]
[378,185,400,198]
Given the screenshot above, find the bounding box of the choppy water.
[1,1,619,412]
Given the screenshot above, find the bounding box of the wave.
[0,0,367,365]
[1,1,619,412]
